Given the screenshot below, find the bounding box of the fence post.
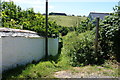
[95,17,99,54]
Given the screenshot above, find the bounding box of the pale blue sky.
[2,0,119,16]
[49,2,118,16]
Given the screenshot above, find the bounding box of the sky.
[1,0,120,16]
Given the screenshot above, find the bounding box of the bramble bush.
[63,31,106,66]
[99,6,120,62]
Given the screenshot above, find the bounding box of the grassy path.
[54,61,119,78]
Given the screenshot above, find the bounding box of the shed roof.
[0,28,36,33]
[0,28,40,37]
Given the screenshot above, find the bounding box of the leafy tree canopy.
[1,1,59,37]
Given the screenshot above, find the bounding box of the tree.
[1,1,59,37]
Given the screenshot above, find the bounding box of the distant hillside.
[49,15,87,27]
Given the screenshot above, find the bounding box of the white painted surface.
[0,38,2,79]
[48,38,59,56]
[1,37,58,71]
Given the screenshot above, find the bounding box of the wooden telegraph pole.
[95,17,99,54]
[45,0,48,59]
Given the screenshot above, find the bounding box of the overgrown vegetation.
[76,18,95,34]
[65,6,120,66]
[63,31,95,66]
[99,6,120,62]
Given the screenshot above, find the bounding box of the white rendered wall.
[0,38,2,79]
[2,37,58,71]
[48,38,59,56]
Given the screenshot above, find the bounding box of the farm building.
[0,28,58,73]
[88,12,110,21]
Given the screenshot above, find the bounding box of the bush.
[99,6,120,62]
[76,18,95,34]
[63,31,105,66]
[59,26,69,36]
[100,17,120,62]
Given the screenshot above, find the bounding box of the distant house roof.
[0,28,40,37]
[118,1,120,6]
[88,12,110,21]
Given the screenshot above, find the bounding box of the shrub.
[59,26,69,36]
[99,6,120,62]
[63,31,105,66]
[76,18,95,34]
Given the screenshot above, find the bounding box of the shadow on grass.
[2,64,26,79]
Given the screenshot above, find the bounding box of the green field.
[49,15,87,27]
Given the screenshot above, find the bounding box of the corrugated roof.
[0,28,36,33]
[0,28,40,37]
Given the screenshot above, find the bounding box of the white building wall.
[1,37,58,71]
[0,38,2,79]
[48,38,59,56]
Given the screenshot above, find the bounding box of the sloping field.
[49,15,87,27]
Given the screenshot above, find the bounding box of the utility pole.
[45,0,48,59]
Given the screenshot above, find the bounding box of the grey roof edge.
[0,27,36,34]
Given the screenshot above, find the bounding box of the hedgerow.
[99,6,120,62]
